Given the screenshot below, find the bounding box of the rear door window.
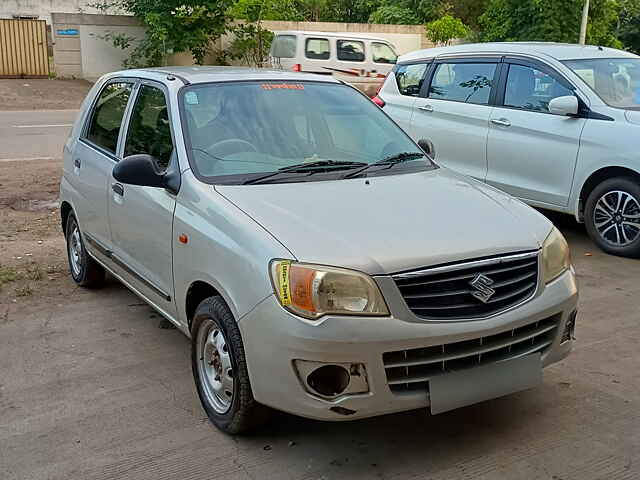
[270,35,296,58]
[305,38,330,60]
[123,84,174,171]
[394,63,428,96]
[337,40,365,62]
[372,42,397,64]
[428,62,497,105]
[85,82,133,154]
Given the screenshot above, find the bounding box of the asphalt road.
[0,110,77,161]
[1,110,639,480]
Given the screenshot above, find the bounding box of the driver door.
[108,81,178,318]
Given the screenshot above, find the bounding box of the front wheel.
[584,177,640,258]
[191,296,270,434]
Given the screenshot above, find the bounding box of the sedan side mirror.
[548,95,579,116]
[113,154,166,188]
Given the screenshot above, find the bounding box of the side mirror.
[418,138,435,158]
[548,95,579,116]
[113,154,165,188]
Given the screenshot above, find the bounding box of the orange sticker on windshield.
[261,83,304,91]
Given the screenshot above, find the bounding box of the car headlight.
[542,227,571,284]
[270,260,389,319]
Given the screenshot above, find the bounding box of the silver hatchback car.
[60,67,578,434]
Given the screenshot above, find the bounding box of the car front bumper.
[238,269,578,421]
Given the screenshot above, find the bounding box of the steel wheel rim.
[197,320,234,414]
[69,225,82,276]
[593,190,640,246]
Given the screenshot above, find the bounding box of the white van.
[269,30,398,79]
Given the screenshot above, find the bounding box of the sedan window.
[85,82,132,154]
[505,64,573,112]
[429,63,497,105]
[124,84,174,171]
[181,82,432,184]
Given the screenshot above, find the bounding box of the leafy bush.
[425,15,470,45]
[368,5,420,24]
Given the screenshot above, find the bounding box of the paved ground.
[0,107,639,480]
[0,79,91,111]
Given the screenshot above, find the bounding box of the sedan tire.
[585,177,640,258]
[191,296,270,434]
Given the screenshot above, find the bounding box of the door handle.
[73,158,81,168]
[111,183,124,197]
[418,104,434,112]
[490,118,511,127]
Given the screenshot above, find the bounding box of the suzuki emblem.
[469,274,496,303]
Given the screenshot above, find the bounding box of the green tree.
[618,0,640,53]
[231,0,303,21]
[368,5,420,24]
[425,14,470,44]
[90,0,232,66]
[479,0,622,48]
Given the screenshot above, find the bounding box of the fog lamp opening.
[307,365,350,397]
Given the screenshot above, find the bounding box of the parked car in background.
[376,42,640,257]
[60,66,577,434]
[270,31,397,97]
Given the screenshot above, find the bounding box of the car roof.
[274,30,389,43]
[105,66,342,85]
[400,42,638,63]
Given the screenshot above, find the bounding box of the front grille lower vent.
[393,252,539,320]
[383,314,559,393]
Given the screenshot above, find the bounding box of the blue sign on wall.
[56,29,79,36]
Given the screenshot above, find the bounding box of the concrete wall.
[51,12,141,79]
[0,1,127,25]
[51,13,436,80]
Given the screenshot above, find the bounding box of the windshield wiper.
[242,160,366,185]
[341,152,425,179]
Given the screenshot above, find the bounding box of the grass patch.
[26,263,43,281]
[14,284,33,297]
[0,265,19,287]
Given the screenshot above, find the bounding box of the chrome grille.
[383,314,559,393]
[393,252,539,319]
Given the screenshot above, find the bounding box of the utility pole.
[579,0,589,45]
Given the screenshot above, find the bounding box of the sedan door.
[485,60,586,207]
[108,81,178,318]
[73,81,134,255]
[411,60,499,181]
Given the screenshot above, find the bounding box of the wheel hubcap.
[197,321,234,414]
[594,190,640,246]
[69,225,82,276]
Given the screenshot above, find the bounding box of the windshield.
[563,58,640,109]
[180,82,431,184]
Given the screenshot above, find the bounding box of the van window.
[372,42,397,64]
[429,62,497,105]
[270,35,296,58]
[395,63,428,96]
[504,64,574,113]
[85,82,133,154]
[337,40,365,62]
[305,38,330,60]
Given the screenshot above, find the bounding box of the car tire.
[191,296,270,434]
[584,177,640,258]
[65,213,105,287]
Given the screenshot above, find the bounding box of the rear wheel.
[584,177,640,258]
[65,213,105,287]
[191,296,270,434]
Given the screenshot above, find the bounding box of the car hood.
[215,168,552,275]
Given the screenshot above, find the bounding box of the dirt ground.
[0,79,92,111]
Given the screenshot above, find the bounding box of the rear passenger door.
[108,81,178,318]
[485,59,585,207]
[74,80,134,256]
[412,59,499,181]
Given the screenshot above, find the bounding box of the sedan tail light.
[292,63,301,72]
[371,95,386,107]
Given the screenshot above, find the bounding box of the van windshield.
[563,58,640,109]
[180,82,432,184]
